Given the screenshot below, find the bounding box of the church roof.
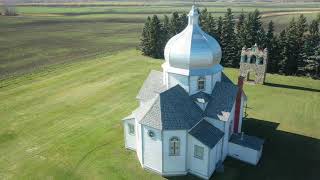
[164,5,222,71]
[190,91,211,103]
[135,71,241,130]
[205,82,238,121]
[136,70,166,101]
[140,85,204,130]
[221,72,234,84]
[230,133,264,151]
[189,120,224,148]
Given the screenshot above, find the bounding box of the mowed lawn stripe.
[0,50,319,180]
[0,50,161,179]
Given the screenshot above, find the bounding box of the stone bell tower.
[239,44,268,84]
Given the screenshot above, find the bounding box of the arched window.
[197,76,205,91]
[257,57,264,65]
[169,137,180,156]
[250,55,256,64]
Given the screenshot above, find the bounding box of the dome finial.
[188,5,199,25]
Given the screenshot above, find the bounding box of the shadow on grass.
[264,82,320,93]
[166,118,320,180]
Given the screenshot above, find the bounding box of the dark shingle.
[205,82,238,121]
[190,91,211,102]
[189,120,224,148]
[230,133,264,151]
[140,85,204,130]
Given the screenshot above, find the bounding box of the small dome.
[164,6,222,70]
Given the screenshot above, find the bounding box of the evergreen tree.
[150,15,163,58]
[257,27,266,48]
[281,18,299,75]
[278,29,287,74]
[169,12,181,36]
[140,16,152,57]
[216,16,223,43]
[296,15,308,75]
[160,15,171,56]
[236,11,246,50]
[199,8,209,30]
[199,8,217,38]
[298,19,320,76]
[308,19,320,54]
[179,13,188,31]
[221,8,238,67]
[265,21,279,73]
[304,44,320,79]
[266,20,274,41]
[243,9,263,47]
[206,13,217,38]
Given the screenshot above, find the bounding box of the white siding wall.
[136,122,143,165]
[167,72,189,92]
[124,119,136,150]
[238,95,245,133]
[229,103,236,137]
[187,135,209,179]
[228,142,261,165]
[142,125,163,173]
[163,130,187,174]
[222,119,230,160]
[208,145,216,177]
[215,139,223,164]
[189,75,212,95]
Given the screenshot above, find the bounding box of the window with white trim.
[128,123,135,135]
[194,145,204,160]
[169,137,180,156]
[198,76,205,91]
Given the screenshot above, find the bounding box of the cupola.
[164,5,222,71]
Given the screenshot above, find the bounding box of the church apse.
[239,44,268,84]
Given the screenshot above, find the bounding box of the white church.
[122,6,264,180]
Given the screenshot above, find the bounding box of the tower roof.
[164,5,222,71]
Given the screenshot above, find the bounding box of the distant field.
[0,50,319,180]
[1,2,320,77]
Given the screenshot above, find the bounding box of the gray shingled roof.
[190,91,211,102]
[205,82,238,121]
[221,72,235,84]
[230,133,264,151]
[189,120,224,148]
[140,85,204,130]
[136,70,167,100]
[134,70,243,131]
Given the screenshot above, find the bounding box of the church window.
[169,137,180,156]
[128,123,135,135]
[194,145,204,160]
[198,76,205,91]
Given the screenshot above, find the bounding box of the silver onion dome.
[164,5,222,70]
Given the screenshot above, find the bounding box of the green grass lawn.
[0,50,319,180]
[0,2,320,179]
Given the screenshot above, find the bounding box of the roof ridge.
[138,95,160,123]
[188,118,204,132]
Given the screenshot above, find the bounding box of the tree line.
[140,8,320,79]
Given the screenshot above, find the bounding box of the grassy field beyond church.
[0,50,319,180]
[1,1,320,78]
